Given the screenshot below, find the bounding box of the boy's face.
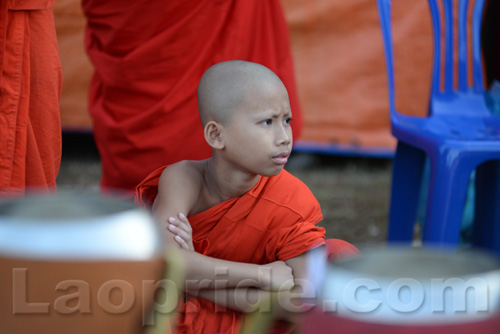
[221,81,293,177]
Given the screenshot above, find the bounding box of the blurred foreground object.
[303,246,500,333]
[0,193,167,334]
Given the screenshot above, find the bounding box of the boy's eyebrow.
[253,113,285,121]
[252,108,292,117]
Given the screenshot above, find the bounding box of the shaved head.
[197,60,286,126]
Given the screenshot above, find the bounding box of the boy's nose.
[275,125,292,146]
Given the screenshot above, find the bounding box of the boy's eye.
[285,117,293,125]
[262,119,272,125]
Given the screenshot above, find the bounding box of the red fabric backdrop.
[54,0,433,155]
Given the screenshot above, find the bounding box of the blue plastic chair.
[377,0,500,253]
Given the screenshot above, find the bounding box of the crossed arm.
[166,213,317,315]
[152,162,318,314]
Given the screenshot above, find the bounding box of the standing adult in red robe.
[82,0,303,194]
[0,0,62,197]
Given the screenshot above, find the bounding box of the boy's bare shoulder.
[154,160,210,217]
[158,160,206,188]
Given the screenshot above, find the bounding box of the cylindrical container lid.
[311,246,500,325]
[0,193,165,261]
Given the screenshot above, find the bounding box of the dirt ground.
[56,133,393,248]
[286,153,392,246]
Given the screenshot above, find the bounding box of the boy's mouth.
[272,151,290,165]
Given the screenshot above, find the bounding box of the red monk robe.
[83,0,303,194]
[136,166,360,334]
[0,0,62,197]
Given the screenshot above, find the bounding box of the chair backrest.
[429,0,485,96]
[377,0,487,117]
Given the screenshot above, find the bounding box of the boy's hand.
[168,213,194,251]
[260,261,295,291]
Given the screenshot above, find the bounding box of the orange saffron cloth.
[82,0,303,193]
[0,0,62,197]
[136,166,360,333]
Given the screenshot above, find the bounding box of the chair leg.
[387,141,426,243]
[423,155,474,246]
[473,160,500,256]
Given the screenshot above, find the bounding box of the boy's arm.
[183,252,294,291]
[195,288,272,313]
[152,162,294,290]
[194,250,320,314]
[285,250,320,298]
[152,161,201,247]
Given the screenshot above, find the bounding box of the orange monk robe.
[137,167,327,333]
[83,0,303,193]
[0,0,62,197]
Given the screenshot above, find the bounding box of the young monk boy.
[136,60,358,333]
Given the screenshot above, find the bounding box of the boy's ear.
[204,121,224,150]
